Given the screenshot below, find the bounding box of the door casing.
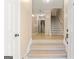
[64,0,74,59]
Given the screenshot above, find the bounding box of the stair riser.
[51,29,63,30]
[51,32,64,33]
[31,48,65,51]
[33,40,64,44]
[29,58,66,59]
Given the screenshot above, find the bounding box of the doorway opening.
[31,0,67,59]
[4,0,73,59]
[38,20,45,33]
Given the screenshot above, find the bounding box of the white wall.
[51,9,58,16]
[45,11,51,35]
[20,0,32,58]
[32,16,38,33]
[58,9,64,28]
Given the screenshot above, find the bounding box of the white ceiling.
[32,0,64,14]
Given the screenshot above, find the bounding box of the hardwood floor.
[32,33,64,40]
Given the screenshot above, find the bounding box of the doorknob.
[15,34,19,37]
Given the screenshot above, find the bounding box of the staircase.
[28,40,67,59]
[51,16,64,35]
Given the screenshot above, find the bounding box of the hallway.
[31,11,66,58]
[32,33,64,40]
[31,14,66,59]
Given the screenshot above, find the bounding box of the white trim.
[68,0,74,59]
[64,0,74,59]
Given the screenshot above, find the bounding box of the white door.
[5,0,20,59]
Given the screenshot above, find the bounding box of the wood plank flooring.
[32,33,64,40]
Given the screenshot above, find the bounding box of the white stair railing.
[23,38,32,59]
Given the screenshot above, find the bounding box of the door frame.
[68,0,74,59]
[64,0,74,59]
[5,0,74,59]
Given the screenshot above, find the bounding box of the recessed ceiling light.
[40,14,45,16]
[22,0,30,2]
[46,0,50,3]
[32,14,35,17]
[43,0,50,3]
